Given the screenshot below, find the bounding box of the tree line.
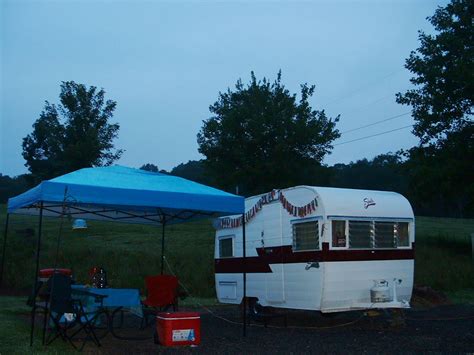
[1,0,472,218]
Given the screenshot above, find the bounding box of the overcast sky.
[0,0,447,176]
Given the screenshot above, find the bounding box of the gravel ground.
[77,304,474,354]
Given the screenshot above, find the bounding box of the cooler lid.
[156,312,200,320]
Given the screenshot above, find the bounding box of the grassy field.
[0,205,473,353]
[414,217,474,296]
[0,296,75,354]
[0,205,216,297]
[0,205,473,299]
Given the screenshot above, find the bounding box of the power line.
[334,124,414,146]
[343,94,394,115]
[340,112,411,134]
[322,68,404,107]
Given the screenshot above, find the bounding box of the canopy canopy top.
[7,165,244,225]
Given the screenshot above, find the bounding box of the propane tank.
[370,280,391,303]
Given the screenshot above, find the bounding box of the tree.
[401,126,474,217]
[396,0,474,217]
[22,81,123,181]
[0,174,30,203]
[140,163,159,173]
[330,153,408,193]
[197,71,340,195]
[170,160,214,186]
[396,0,473,144]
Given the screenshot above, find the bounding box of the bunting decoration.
[215,189,318,229]
[279,192,318,218]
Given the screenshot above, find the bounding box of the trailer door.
[263,203,285,303]
[284,218,324,310]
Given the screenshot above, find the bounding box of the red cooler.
[156,312,201,347]
[38,268,72,282]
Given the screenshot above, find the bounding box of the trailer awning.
[7,165,244,224]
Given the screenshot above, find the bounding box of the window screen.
[332,220,346,247]
[349,220,372,248]
[374,222,396,248]
[396,222,409,247]
[219,237,233,258]
[293,221,319,251]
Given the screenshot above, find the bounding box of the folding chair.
[44,273,106,350]
[141,275,179,328]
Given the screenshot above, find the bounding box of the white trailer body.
[214,186,415,312]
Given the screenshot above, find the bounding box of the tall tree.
[197,71,340,195]
[401,126,474,217]
[396,0,473,144]
[22,81,123,181]
[396,0,474,217]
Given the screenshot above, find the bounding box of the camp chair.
[44,273,107,350]
[141,275,179,327]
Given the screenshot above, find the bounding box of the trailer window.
[332,220,346,247]
[348,220,372,248]
[348,220,411,249]
[293,221,319,251]
[396,222,409,247]
[219,237,234,258]
[374,222,396,248]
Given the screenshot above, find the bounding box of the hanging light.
[72,219,88,230]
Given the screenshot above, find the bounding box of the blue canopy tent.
[1,165,248,345]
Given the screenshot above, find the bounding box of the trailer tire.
[247,298,264,317]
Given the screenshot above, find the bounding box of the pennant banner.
[215,189,318,229]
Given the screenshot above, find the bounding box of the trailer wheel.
[247,298,264,317]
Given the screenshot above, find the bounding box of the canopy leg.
[30,202,43,347]
[160,221,166,275]
[0,213,10,287]
[242,213,247,337]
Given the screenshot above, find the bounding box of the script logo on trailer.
[363,198,376,209]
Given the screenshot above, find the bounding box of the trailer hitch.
[305,261,320,270]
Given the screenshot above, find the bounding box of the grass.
[0,294,218,354]
[0,207,473,352]
[414,216,474,293]
[1,207,473,297]
[0,296,74,354]
[0,204,216,298]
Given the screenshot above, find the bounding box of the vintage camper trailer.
[214,186,415,313]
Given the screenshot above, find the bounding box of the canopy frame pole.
[0,213,10,287]
[160,218,166,275]
[30,201,43,347]
[242,213,247,336]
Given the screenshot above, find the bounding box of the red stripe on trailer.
[215,242,415,273]
[215,256,272,273]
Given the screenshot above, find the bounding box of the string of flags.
[216,189,318,229]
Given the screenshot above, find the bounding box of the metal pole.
[0,213,10,287]
[471,233,474,260]
[160,221,166,275]
[242,213,247,336]
[30,202,43,346]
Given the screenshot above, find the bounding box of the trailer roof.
[307,186,414,220]
[238,185,414,220]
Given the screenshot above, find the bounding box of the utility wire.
[334,125,414,146]
[322,68,404,106]
[340,112,411,134]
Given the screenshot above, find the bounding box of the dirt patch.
[412,285,450,308]
[26,303,474,354]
